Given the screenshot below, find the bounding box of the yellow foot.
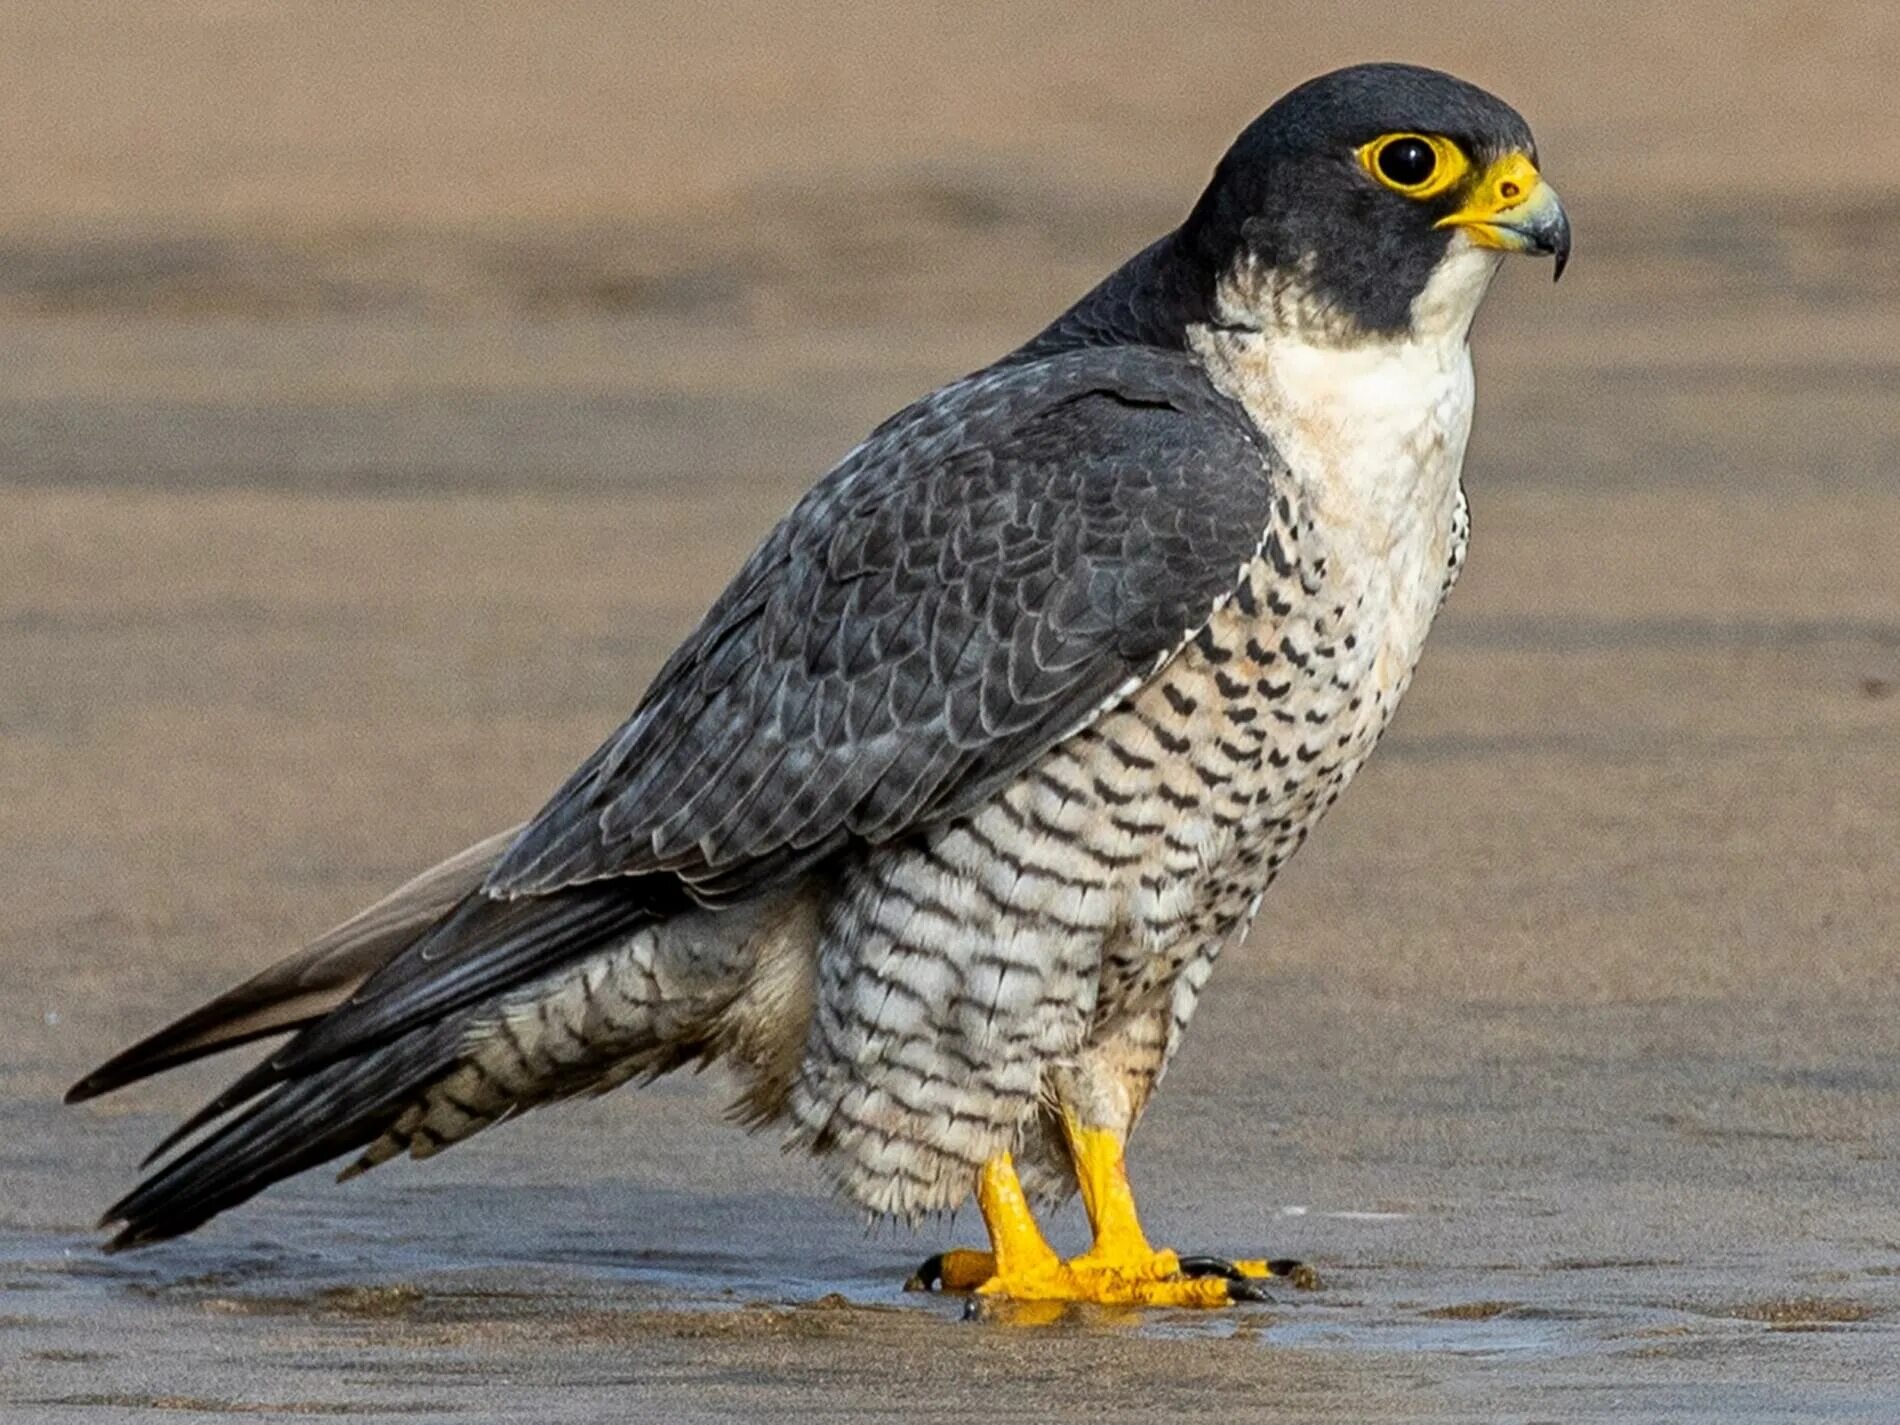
[989,1257,1240,1307]
[907,1249,1317,1304]
[915,1148,1316,1309]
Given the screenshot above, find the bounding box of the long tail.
[66,828,520,1106]
[69,826,654,1251]
[96,1020,469,1250]
[70,830,798,1250]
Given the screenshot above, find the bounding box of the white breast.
[1189,245,1498,696]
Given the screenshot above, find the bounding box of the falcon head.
[1184,63,1570,344]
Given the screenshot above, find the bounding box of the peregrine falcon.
[69,63,1568,1308]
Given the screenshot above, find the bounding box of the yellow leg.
[1063,1116,1179,1280]
[973,1152,1068,1286]
[1061,1118,1316,1287]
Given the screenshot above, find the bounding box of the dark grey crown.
[1010,63,1540,360]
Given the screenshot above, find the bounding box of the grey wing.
[113,348,1276,1105]
[489,345,1278,905]
[80,345,1280,1247]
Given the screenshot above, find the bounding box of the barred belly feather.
[792,446,1469,1215]
[358,302,1476,1221]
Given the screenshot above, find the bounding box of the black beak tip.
[1548,210,1573,283]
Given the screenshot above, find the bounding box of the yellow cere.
[1435,152,1547,231]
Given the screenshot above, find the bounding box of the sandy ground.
[4,3,1900,1421]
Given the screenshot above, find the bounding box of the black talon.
[905,1253,946,1292]
[1175,1254,1318,1295]
[1226,1276,1276,1304]
[1177,1254,1241,1279]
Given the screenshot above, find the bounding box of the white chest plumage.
[1190,245,1498,704]
[1245,327,1474,698]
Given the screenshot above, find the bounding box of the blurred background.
[3,4,1898,1420]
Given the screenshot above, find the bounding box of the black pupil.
[1378,138,1435,186]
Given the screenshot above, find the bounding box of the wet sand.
[5,4,1900,1420]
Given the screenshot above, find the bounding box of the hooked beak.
[1436,152,1572,282]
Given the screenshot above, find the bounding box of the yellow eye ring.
[1358,133,1469,200]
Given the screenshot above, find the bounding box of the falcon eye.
[1358,132,1468,199]
[1377,138,1435,187]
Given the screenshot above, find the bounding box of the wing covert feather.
[489,346,1280,905]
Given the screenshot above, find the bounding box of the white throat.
[1186,243,1502,547]
[1185,241,1501,695]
